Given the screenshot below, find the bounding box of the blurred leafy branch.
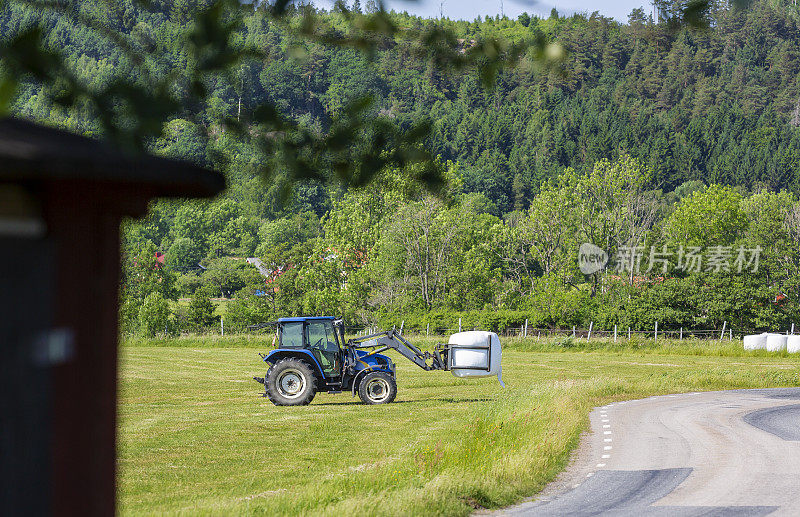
[0,0,566,192]
[0,0,749,192]
[659,0,753,31]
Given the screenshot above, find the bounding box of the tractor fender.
[264,349,325,380]
[350,367,394,397]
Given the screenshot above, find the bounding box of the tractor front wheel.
[358,372,397,405]
[265,358,317,406]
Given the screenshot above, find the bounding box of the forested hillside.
[6,0,800,333]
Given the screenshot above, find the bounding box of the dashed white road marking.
[602,419,609,423]
[603,424,611,428]
[587,473,594,478]
[604,446,612,450]
[602,454,611,459]
[604,438,612,442]
[596,463,606,468]
[604,431,612,435]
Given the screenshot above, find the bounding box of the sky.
[313,1,651,23]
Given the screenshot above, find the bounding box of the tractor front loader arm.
[348,329,447,371]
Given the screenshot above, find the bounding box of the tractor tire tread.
[265,358,317,406]
[357,371,397,405]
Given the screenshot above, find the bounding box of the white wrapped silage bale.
[787,335,800,353]
[765,333,788,352]
[447,331,504,387]
[743,333,767,351]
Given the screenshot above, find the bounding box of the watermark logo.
[578,243,609,274]
[578,243,762,275]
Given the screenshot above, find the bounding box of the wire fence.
[197,318,798,342]
[338,323,798,341]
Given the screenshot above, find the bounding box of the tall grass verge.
[123,333,791,359]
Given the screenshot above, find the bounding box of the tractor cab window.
[280,322,304,349]
[306,321,338,352]
[306,320,340,376]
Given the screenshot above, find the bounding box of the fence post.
[729,328,732,341]
[680,327,683,340]
[221,316,224,336]
[720,321,727,341]
[572,326,576,338]
[792,323,796,335]
[628,327,631,340]
[524,319,528,338]
[426,323,430,336]
[654,321,658,342]
[587,321,593,341]
[538,331,541,341]
[400,320,404,335]
[458,318,462,333]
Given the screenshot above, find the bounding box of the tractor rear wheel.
[265,358,317,406]
[358,372,397,405]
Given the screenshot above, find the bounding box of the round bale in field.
[743,333,767,351]
[765,333,788,352]
[787,335,800,353]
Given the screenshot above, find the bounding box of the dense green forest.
[6,0,800,334]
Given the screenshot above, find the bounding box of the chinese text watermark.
[580,244,762,275]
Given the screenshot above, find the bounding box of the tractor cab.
[276,317,344,376]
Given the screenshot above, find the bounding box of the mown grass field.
[118,336,800,515]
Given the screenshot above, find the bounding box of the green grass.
[123,333,273,348]
[118,337,800,515]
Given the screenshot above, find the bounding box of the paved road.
[495,388,800,516]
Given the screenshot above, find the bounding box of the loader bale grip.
[346,329,503,386]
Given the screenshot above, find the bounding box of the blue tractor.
[253,316,455,405]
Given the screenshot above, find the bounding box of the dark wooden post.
[0,119,224,516]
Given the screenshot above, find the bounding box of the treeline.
[5,1,800,333]
[123,155,800,336]
[9,1,800,212]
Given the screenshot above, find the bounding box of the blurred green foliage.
[3,0,800,334]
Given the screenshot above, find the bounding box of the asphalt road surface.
[494,388,800,516]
